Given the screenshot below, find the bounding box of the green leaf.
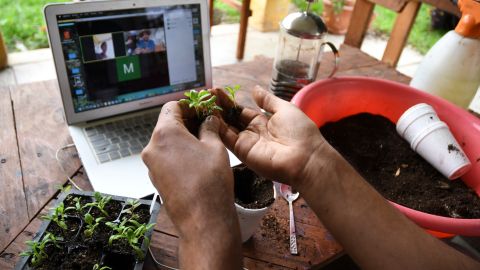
[84,213,94,225]
[58,220,67,230]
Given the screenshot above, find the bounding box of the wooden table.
[0,44,411,269]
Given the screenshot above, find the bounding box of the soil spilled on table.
[260,214,289,246]
[233,165,275,209]
[320,113,480,219]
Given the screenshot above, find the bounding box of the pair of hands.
[141,86,327,236]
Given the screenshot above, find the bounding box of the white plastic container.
[410,121,471,179]
[396,103,472,179]
[235,187,276,242]
[468,86,480,114]
[410,31,480,108]
[396,103,441,143]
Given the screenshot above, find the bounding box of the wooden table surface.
[0,44,411,269]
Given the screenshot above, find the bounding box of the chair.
[344,0,460,67]
[209,0,252,60]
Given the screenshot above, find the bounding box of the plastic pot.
[291,76,480,237]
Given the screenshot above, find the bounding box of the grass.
[0,0,65,52]
[372,4,448,54]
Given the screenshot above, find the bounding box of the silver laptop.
[45,0,240,198]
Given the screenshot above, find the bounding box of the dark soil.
[320,113,480,219]
[120,204,151,224]
[81,222,111,246]
[57,245,102,270]
[32,244,66,270]
[233,165,275,209]
[89,200,123,221]
[224,106,243,130]
[260,214,289,246]
[101,251,136,270]
[46,216,82,240]
[24,194,154,269]
[64,195,92,208]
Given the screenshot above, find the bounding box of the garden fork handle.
[289,200,298,255]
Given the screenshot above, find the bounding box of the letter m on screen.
[116,56,141,82]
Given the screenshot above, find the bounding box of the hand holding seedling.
[141,101,242,269]
[219,86,326,187]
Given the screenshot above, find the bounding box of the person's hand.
[218,86,329,188]
[141,102,237,237]
[142,101,242,268]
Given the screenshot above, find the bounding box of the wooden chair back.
[344,0,460,67]
[209,0,252,60]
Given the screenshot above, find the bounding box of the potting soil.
[233,165,275,209]
[320,113,480,219]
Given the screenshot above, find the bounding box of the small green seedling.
[42,202,68,230]
[55,184,72,194]
[224,85,240,107]
[83,192,112,217]
[92,264,112,270]
[121,199,141,216]
[179,89,223,119]
[20,232,61,267]
[65,197,83,214]
[106,218,155,260]
[83,213,104,238]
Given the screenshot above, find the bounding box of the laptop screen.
[55,4,205,113]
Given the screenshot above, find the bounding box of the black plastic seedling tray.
[15,190,161,270]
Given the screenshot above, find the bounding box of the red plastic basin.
[291,76,480,237]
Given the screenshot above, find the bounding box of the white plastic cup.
[235,187,276,242]
[396,103,441,143]
[410,121,471,179]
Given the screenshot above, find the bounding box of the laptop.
[45,0,240,198]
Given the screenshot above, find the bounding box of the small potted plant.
[233,164,276,242]
[180,87,277,242]
[322,0,356,35]
[16,188,160,269]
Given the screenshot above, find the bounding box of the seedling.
[20,232,61,267]
[65,196,83,214]
[42,202,68,230]
[121,199,141,216]
[83,213,104,238]
[179,89,223,119]
[224,85,240,107]
[83,192,112,217]
[92,264,112,270]
[55,184,72,194]
[106,218,155,260]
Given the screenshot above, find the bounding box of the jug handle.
[321,42,340,78]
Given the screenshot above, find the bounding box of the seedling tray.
[15,190,161,270]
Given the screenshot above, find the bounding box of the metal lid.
[281,11,327,39]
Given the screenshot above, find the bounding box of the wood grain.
[382,0,421,67]
[0,200,54,269]
[370,0,408,12]
[344,0,375,48]
[0,86,29,252]
[10,80,82,218]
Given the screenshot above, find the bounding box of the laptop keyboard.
[84,112,159,164]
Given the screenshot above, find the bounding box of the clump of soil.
[233,165,275,209]
[320,113,480,219]
[260,214,289,246]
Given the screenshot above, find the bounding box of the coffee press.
[270,0,339,101]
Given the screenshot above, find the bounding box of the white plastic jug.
[410,0,480,109]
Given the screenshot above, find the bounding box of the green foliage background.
[0,0,65,51]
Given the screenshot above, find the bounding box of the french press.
[270,0,339,101]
